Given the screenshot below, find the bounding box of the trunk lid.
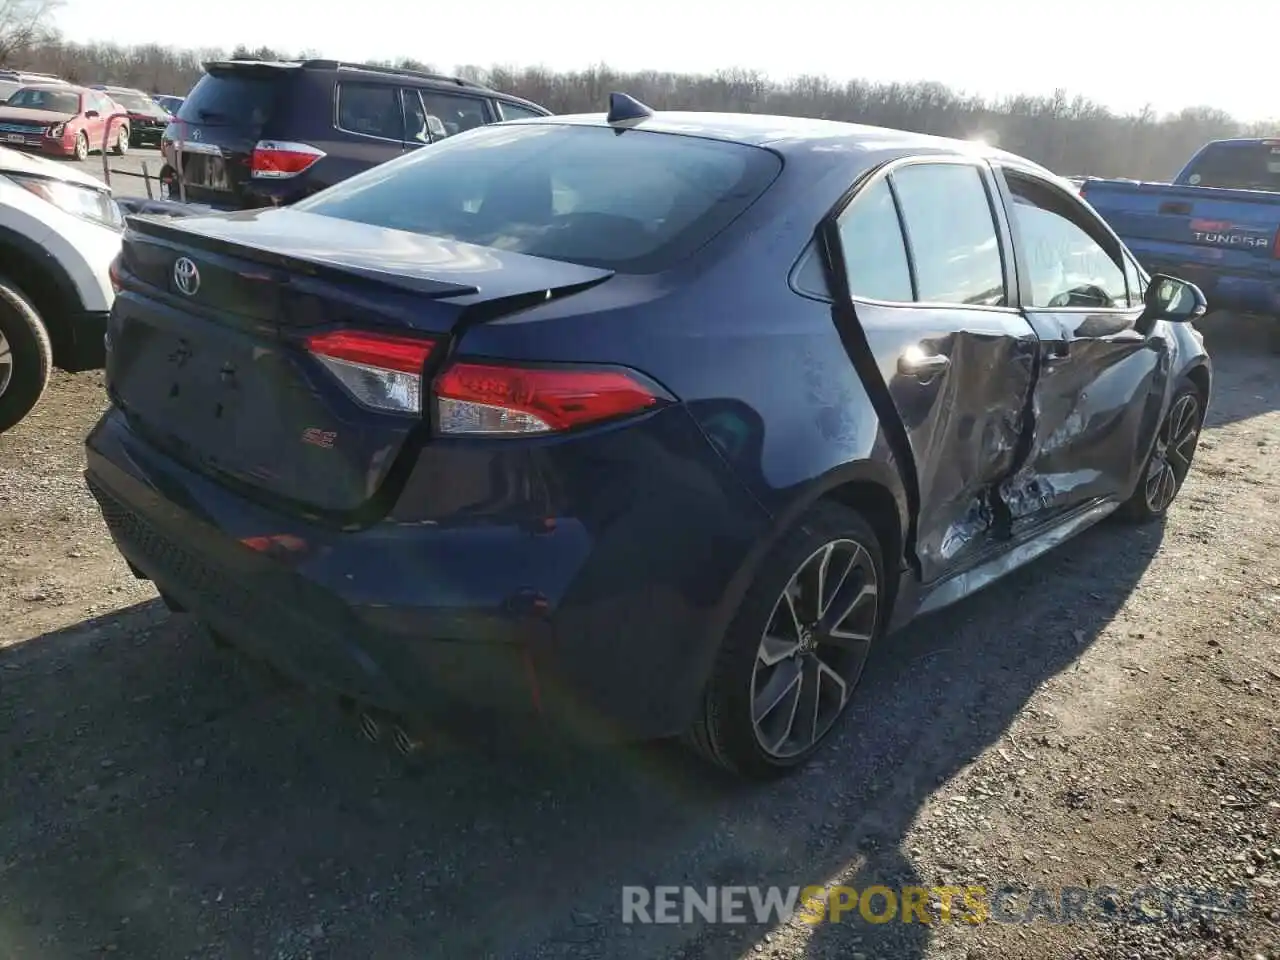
[162,62,293,207]
[109,209,612,518]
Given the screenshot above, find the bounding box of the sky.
[56,0,1277,123]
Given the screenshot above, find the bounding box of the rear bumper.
[84,404,771,741]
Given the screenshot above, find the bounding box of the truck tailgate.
[1082,180,1280,268]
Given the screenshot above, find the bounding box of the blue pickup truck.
[1080,138,1280,351]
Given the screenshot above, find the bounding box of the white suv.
[0,146,123,432]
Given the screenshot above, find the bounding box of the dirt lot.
[1,316,1278,960]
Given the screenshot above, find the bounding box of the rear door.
[993,164,1166,524]
[163,63,291,206]
[309,79,404,183]
[828,157,1040,585]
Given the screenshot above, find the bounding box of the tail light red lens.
[1273,226,1280,259]
[305,330,437,414]
[250,140,326,180]
[433,361,668,435]
[107,254,123,293]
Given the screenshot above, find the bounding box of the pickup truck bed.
[1080,138,1280,345]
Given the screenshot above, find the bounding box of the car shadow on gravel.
[0,508,1168,959]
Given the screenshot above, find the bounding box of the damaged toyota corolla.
[87,95,1211,780]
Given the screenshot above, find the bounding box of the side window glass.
[890,163,1006,306]
[1123,254,1147,307]
[336,83,404,141]
[499,101,544,121]
[1005,171,1127,309]
[836,178,913,302]
[419,92,490,138]
[401,88,428,143]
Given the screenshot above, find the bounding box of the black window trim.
[333,79,409,145]
[817,154,1021,313]
[992,162,1142,315]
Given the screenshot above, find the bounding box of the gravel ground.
[0,314,1277,960]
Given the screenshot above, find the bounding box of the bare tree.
[0,0,60,64]
[7,33,1278,179]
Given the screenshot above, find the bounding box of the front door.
[991,165,1167,528]
[827,158,1041,585]
[83,92,109,150]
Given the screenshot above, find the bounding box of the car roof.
[522,111,1059,179]
[14,83,87,94]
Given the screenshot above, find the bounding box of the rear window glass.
[295,123,782,273]
[1181,142,1280,192]
[176,71,280,128]
[111,91,157,112]
[7,88,79,114]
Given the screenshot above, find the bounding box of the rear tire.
[1116,380,1204,524]
[112,129,128,156]
[0,279,53,434]
[686,501,886,780]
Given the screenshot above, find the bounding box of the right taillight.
[433,361,670,436]
[1273,226,1280,259]
[250,140,326,179]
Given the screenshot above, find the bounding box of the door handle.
[898,347,951,380]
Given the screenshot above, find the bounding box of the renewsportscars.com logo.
[621,884,1250,926]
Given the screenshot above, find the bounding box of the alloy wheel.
[0,329,12,398]
[750,538,879,759]
[1144,392,1200,513]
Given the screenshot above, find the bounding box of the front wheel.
[686,502,885,779]
[1116,381,1204,523]
[73,131,89,162]
[0,279,54,433]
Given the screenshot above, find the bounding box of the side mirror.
[84,109,99,118]
[1141,273,1207,324]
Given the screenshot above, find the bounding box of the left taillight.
[305,329,437,414]
[251,140,326,179]
[108,254,123,293]
[433,361,670,435]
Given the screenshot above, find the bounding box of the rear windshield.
[7,88,79,114]
[111,90,157,112]
[1180,142,1280,192]
[176,70,280,128]
[295,123,783,273]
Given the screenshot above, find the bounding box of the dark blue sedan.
[88,96,1211,779]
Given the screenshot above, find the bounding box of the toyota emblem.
[173,257,200,296]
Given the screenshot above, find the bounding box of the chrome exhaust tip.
[358,712,382,743]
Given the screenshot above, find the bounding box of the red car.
[0,84,130,160]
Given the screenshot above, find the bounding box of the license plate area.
[112,309,291,474]
[6,133,26,143]
[180,152,232,191]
